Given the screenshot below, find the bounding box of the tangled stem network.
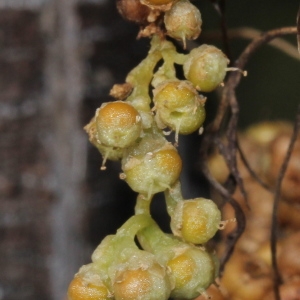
[200,25,299,300]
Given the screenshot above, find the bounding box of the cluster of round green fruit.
[69,1,229,299]
[84,31,228,194]
[67,189,221,300]
[68,208,221,300]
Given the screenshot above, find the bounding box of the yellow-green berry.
[122,135,182,196]
[183,44,229,92]
[153,80,206,135]
[95,101,142,148]
[67,264,111,300]
[164,0,202,45]
[171,198,221,244]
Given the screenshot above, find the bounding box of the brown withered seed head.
[117,0,151,24]
[109,83,133,100]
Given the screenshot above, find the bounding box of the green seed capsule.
[68,264,111,300]
[171,198,222,244]
[95,101,142,148]
[153,80,206,136]
[138,221,218,299]
[121,134,182,196]
[84,117,124,169]
[113,263,171,300]
[183,44,229,92]
[164,0,202,46]
[167,247,217,299]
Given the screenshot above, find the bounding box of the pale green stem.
[135,194,152,215]
[137,218,184,265]
[164,181,184,217]
[126,37,163,106]
[93,214,156,287]
[116,213,153,238]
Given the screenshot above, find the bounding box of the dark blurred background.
[0,0,299,299]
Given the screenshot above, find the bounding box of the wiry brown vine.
[270,105,300,300]
[200,26,298,300]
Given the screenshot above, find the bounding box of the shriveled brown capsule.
[141,0,174,7]
[117,0,151,24]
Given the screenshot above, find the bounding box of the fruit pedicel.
[68,0,232,299]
